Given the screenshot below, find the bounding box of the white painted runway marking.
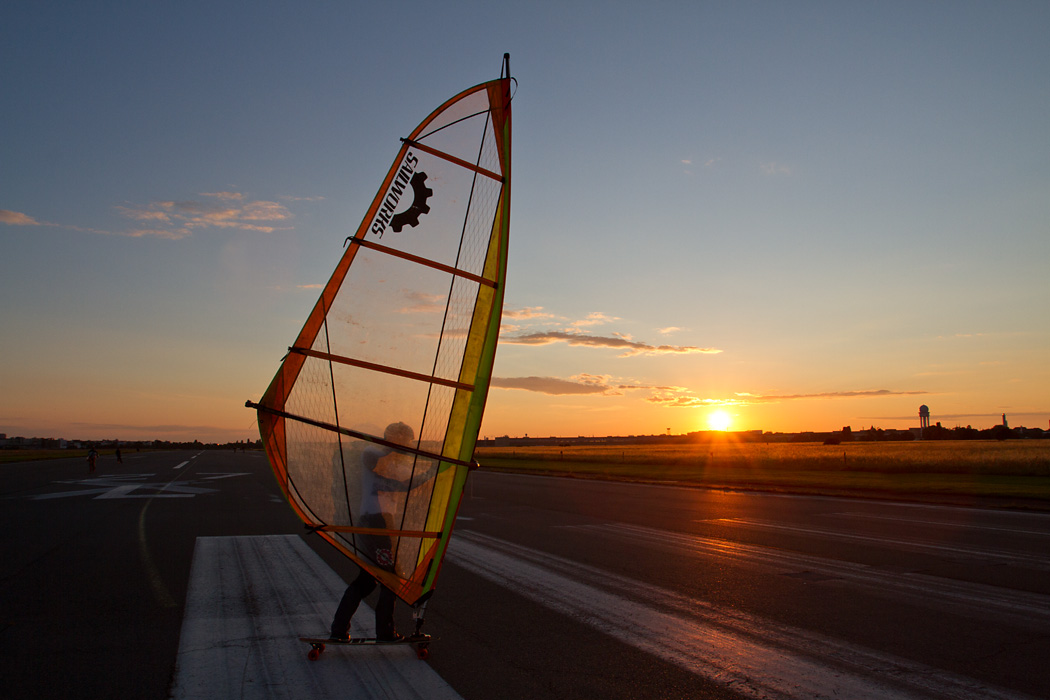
[450,530,1038,700]
[175,452,206,469]
[29,473,250,500]
[717,518,1050,569]
[31,475,200,500]
[171,535,463,700]
[95,483,194,499]
[823,511,1050,537]
[584,522,1050,629]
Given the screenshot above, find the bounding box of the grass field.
[475,440,1050,506]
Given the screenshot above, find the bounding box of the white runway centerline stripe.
[171,535,462,700]
[449,531,1038,700]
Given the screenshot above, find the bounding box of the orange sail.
[248,56,512,606]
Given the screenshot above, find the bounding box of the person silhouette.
[329,422,435,642]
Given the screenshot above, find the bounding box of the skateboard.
[299,633,432,660]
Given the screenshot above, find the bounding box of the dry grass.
[474,440,1050,505]
[477,440,1050,475]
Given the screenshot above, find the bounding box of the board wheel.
[416,646,429,660]
[308,644,324,661]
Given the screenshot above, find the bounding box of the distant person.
[329,421,435,642]
[87,446,99,474]
[115,447,123,464]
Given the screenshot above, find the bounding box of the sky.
[2,1,1048,443]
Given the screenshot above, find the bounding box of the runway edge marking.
[449,530,1040,700]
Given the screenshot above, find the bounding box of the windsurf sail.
[247,55,512,606]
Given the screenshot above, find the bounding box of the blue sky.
[2,1,1048,441]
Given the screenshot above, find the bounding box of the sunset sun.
[707,410,732,432]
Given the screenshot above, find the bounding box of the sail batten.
[316,526,442,538]
[248,401,481,471]
[350,236,498,288]
[401,138,504,182]
[287,347,476,391]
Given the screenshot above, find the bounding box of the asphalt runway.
[2,451,1048,699]
[0,450,304,699]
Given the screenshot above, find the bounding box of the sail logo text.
[370,152,433,237]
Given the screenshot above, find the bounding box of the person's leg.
[374,585,401,640]
[330,569,377,638]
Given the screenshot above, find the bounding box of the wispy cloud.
[280,195,325,202]
[760,161,792,176]
[501,306,562,333]
[501,308,628,332]
[497,306,715,357]
[645,388,929,409]
[0,210,42,226]
[501,330,721,358]
[492,375,618,396]
[503,306,559,321]
[115,192,293,238]
[740,389,929,402]
[492,371,911,419]
[504,309,621,329]
[571,312,620,328]
[126,228,193,240]
[647,393,737,408]
[0,209,108,235]
[397,291,444,314]
[492,373,683,396]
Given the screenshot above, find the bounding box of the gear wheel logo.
[375,547,394,568]
[390,172,432,233]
